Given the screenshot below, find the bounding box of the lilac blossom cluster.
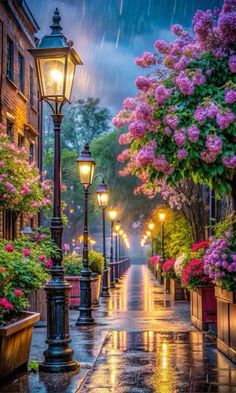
[203,232,236,289]
[136,145,156,166]
[134,52,156,68]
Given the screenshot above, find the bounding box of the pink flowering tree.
[114,0,236,220]
[0,125,52,223]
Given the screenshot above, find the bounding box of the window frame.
[18,51,25,94]
[6,36,14,81]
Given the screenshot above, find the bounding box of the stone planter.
[0,311,40,382]
[190,286,217,331]
[215,286,236,363]
[66,276,80,309]
[170,278,186,301]
[28,288,47,322]
[91,274,102,307]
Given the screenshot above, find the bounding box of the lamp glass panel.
[78,161,94,186]
[39,57,65,98]
[65,55,75,100]
[97,192,109,207]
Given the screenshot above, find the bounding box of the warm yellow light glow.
[144,235,147,240]
[50,68,63,83]
[159,212,166,222]
[119,229,124,236]
[81,164,90,175]
[69,208,74,213]
[109,208,117,221]
[148,221,155,230]
[146,230,151,237]
[115,222,121,232]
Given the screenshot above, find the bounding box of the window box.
[190,286,216,331]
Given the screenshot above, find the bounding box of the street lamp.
[96,179,110,297]
[109,208,117,287]
[148,221,155,256]
[159,212,166,263]
[76,144,96,325]
[28,8,82,372]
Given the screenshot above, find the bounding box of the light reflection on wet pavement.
[2,264,236,393]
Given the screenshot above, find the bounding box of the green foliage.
[64,254,83,276]
[213,214,236,238]
[0,235,53,326]
[88,251,104,275]
[64,251,104,276]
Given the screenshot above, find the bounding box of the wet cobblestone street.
[2,264,236,393]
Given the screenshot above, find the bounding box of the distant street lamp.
[159,213,166,263]
[29,8,82,372]
[76,144,96,325]
[148,221,155,256]
[96,179,110,297]
[109,208,118,287]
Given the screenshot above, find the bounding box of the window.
[30,66,34,106]
[18,52,25,93]
[29,142,34,163]
[7,37,14,81]
[18,135,24,147]
[7,121,14,141]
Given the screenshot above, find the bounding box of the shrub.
[162,259,176,279]
[88,251,104,275]
[64,254,83,276]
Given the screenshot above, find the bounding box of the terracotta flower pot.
[190,286,216,331]
[0,311,40,382]
[91,274,102,306]
[170,278,186,300]
[65,276,80,309]
[215,286,236,363]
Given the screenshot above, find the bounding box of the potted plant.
[64,251,104,308]
[204,223,236,362]
[149,255,161,281]
[89,251,105,307]
[170,254,188,301]
[182,240,216,331]
[162,258,176,293]
[64,254,83,309]
[0,240,48,382]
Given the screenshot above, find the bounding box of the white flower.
[174,254,186,278]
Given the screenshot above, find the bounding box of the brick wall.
[0,0,41,239]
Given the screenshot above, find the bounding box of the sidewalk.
[1,265,236,393]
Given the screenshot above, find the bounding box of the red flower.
[0,297,14,310]
[14,289,23,296]
[162,259,176,272]
[149,255,161,266]
[39,254,46,261]
[45,259,52,269]
[22,248,31,257]
[182,258,210,287]
[191,240,209,253]
[5,244,14,252]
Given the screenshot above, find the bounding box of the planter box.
[28,288,47,322]
[164,277,170,293]
[91,274,102,307]
[215,286,236,363]
[0,311,40,382]
[190,286,217,331]
[170,278,186,301]
[66,276,80,309]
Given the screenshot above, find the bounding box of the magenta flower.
[177,148,188,160]
[188,125,200,142]
[14,289,23,296]
[128,121,147,139]
[22,248,31,257]
[135,52,156,68]
[45,259,53,269]
[225,89,236,104]
[39,254,46,261]
[123,97,136,110]
[5,244,14,252]
[0,297,13,310]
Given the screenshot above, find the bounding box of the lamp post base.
[76,316,96,326]
[39,360,78,373]
[101,267,110,297]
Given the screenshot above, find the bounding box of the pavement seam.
[75,330,110,393]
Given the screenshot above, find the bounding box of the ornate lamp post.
[119,228,124,259]
[96,179,110,297]
[76,145,96,325]
[114,220,121,282]
[159,213,166,263]
[109,208,117,287]
[29,8,82,372]
[148,221,155,256]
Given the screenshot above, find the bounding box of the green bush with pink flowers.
[0,233,59,326]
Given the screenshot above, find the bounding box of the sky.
[27,0,223,116]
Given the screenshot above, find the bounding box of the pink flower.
[5,244,14,252]
[128,120,147,139]
[123,97,136,110]
[45,259,53,269]
[154,40,170,54]
[135,52,156,68]
[225,89,236,104]
[188,125,200,142]
[206,135,222,154]
[118,133,133,145]
[22,248,31,257]
[14,289,23,296]
[155,85,171,104]
[229,55,236,73]
[222,155,236,168]
[39,254,46,261]
[177,148,188,160]
[136,145,155,166]
[0,297,13,310]
[174,129,186,146]
[5,182,17,193]
[0,160,4,167]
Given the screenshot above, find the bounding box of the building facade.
[0,0,41,239]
